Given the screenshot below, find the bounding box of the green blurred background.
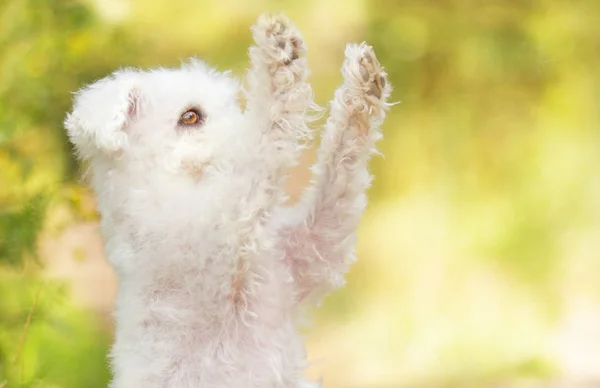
[1,0,599,387]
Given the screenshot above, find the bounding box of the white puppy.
[65,13,391,388]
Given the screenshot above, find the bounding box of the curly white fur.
[64,13,391,388]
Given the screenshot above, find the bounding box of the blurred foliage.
[1,0,599,387]
[366,0,599,289]
[0,271,111,387]
[0,0,136,266]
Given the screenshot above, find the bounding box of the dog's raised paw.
[253,13,305,66]
[344,42,388,105]
[359,45,386,100]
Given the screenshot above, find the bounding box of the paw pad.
[357,44,387,100]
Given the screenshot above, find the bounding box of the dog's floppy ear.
[65,70,141,159]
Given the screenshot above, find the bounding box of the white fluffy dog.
[65,13,391,388]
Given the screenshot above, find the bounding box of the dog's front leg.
[224,14,317,309]
[243,13,317,208]
[274,43,392,303]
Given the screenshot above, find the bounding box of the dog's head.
[65,59,245,178]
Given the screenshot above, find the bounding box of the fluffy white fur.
[65,13,391,388]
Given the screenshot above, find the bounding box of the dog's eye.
[179,108,204,126]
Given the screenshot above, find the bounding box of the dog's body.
[65,14,390,388]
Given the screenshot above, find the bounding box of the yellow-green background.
[1,0,599,387]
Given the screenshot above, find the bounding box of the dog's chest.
[135,259,304,387]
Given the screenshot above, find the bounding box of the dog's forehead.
[140,68,235,112]
[143,70,211,99]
